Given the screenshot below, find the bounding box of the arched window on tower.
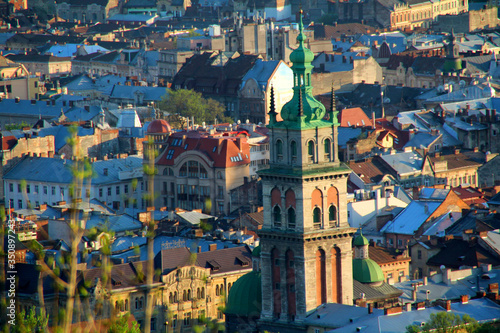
[324,138,331,160]
[276,139,283,161]
[308,141,315,162]
[290,140,297,162]
[273,206,282,228]
[329,205,337,227]
[313,207,322,229]
[287,207,296,229]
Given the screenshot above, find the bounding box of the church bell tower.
[258,10,356,326]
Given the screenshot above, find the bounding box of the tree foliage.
[107,313,141,333]
[159,89,232,128]
[10,307,49,333]
[406,312,479,333]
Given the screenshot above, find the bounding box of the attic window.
[166,149,174,160]
[184,144,188,150]
[208,260,221,271]
[213,147,217,152]
[236,256,249,266]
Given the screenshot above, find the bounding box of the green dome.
[354,233,369,246]
[252,245,261,257]
[289,44,314,64]
[225,271,262,317]
[353,258,384,283]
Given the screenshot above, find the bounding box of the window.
[217,310,224,320]
[99,188,103,197]
[217,186,224,199]
[399,271,404,277]
[287,207,295,229]
[116,186,120,195]
[60,187,64,196]
[52,186,55,195]
[124,184,128,194]
[184,312,191,326]
[43,186,47,195]
[418,250,422,260]
[313,207,322,229]
[308,141,315,161]
[172,315,177,328]
[179,163,187,177]
[9,183,13,192]
[291,140,297,159]
[398,239,403,247]
[273,206,281,227]
[18,184,21,192]
[34,185,38,193]
[276,139,283,159]
[18,200,22,209]
[388,273,393,279]
[107,187,111,196]
[151,318,156,331]
[324,138,331,159]
[329,205,337,224]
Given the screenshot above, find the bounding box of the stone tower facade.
[258,10,356,327]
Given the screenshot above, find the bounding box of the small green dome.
[252,245,261,257]
[353,258,384,283]
[225,271,262,317]
[289,44,314,64]
[354,233,369,246]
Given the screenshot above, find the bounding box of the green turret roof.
[353,258,384,283]
[354,233,369,246]
[225,271,262,317]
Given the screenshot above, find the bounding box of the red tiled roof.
[157,131,250,168]
[196,245,252,274]
[368,245,411,265]
[339,107,373,128]
[429,152,482,170]
[348,158,392,184]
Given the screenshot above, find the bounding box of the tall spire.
[328,83,339,125]
[277,10,326,127]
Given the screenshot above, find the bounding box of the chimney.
[372,111,376,130]
[209,243,217,251]
[417,302,425,310]
[460,295,469,304]
[473,147,479,153]
[412,186,419,200]
[197,246,202,253]
[454,149,460,155]
[445,300,451,311]
[368,303,374,314]
[423,276,428,286]
[405,303,412,312]
[412,284,418,301]
[384,306,403,316]
[235,137,243,152]
[486,109,491,122]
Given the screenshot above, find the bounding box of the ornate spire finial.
[268,85,277,125]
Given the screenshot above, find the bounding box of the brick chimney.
[209,243,217,251]
[368,303,374,314]
[460,295,469,304]
[445,300,451,311]
[417,301,425,310]
[384,306,403,316]
[412,186,419,200]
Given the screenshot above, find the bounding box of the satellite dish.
[459,80,466,88]
[384,97,391,104]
